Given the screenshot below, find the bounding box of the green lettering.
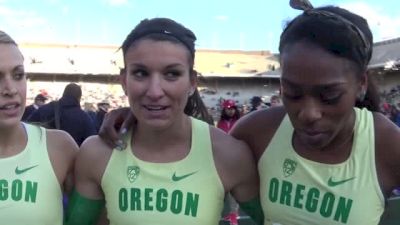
[130,188,141,210]
[119,188,128,212]
[305,188,319,213]
[280,180,292,206]
[320,192,335,218]
[156,189,168,212]
[11,179,22,201]
[0,180,8,200]
[119,187,200,217]
[144,188,153,211]
[185,192,199,217]
[170,190,183,214]
[334,197,353,223]
[25,181,38,203]
[293,184,305,209]
[269,178,279,203]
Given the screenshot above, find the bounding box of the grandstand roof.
[20,38,400,78]
[369,37,400,70]
[19,43,279,77]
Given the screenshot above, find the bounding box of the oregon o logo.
[127,166,140,183]
[283,158,297,177]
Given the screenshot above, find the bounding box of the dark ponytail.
[185,70,214,125]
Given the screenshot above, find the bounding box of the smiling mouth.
[0,103,19,110]
[144,105,168,111]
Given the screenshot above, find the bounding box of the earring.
[358,90,366,102]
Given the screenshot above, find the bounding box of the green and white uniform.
[259,107,384,225]
[0,123,63,225]
[102,117,225,225]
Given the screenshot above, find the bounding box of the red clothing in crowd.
[217,118,238,133]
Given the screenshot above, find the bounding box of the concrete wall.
[199,77,281,109]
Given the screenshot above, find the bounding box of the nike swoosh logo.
[172,171,198,181]
[328,177,356,187]
[15,165,39,175]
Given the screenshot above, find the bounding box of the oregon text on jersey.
[118,187,199,217]
[0,179,38,203]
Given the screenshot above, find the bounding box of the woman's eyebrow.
[281,77,346,88]
[12,65,24,72]
[165,63,184,69]
[128,63,146,68]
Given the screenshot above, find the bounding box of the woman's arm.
[211,127,263,224]
[374,112,400,197]
[47,129,78,195]
[65,136,111,225]
[228,141,264,225]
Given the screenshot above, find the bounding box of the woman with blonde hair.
[0,30,77,224]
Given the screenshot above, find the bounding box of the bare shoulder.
[47,129,78,159]
[76,135,114,184]
[210,127,258,196]
[373,112,400,191]
[210,126,251,163]
[230,106,286,160]
[46,129,78,185]
[374,112,400,152]
[79,135,113,161]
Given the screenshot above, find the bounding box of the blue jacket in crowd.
[27,95,96,146]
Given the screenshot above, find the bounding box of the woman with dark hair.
[231,0,400,224]
[217,99,241,133]
[0,30,77,224]
[97,1,400,224]
[66,18,262,225]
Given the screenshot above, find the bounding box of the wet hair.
[279,6,380,112]
[0,30,17,45]
[220,107,240,121]
[62,83,82,101]
[121,18,213,124]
